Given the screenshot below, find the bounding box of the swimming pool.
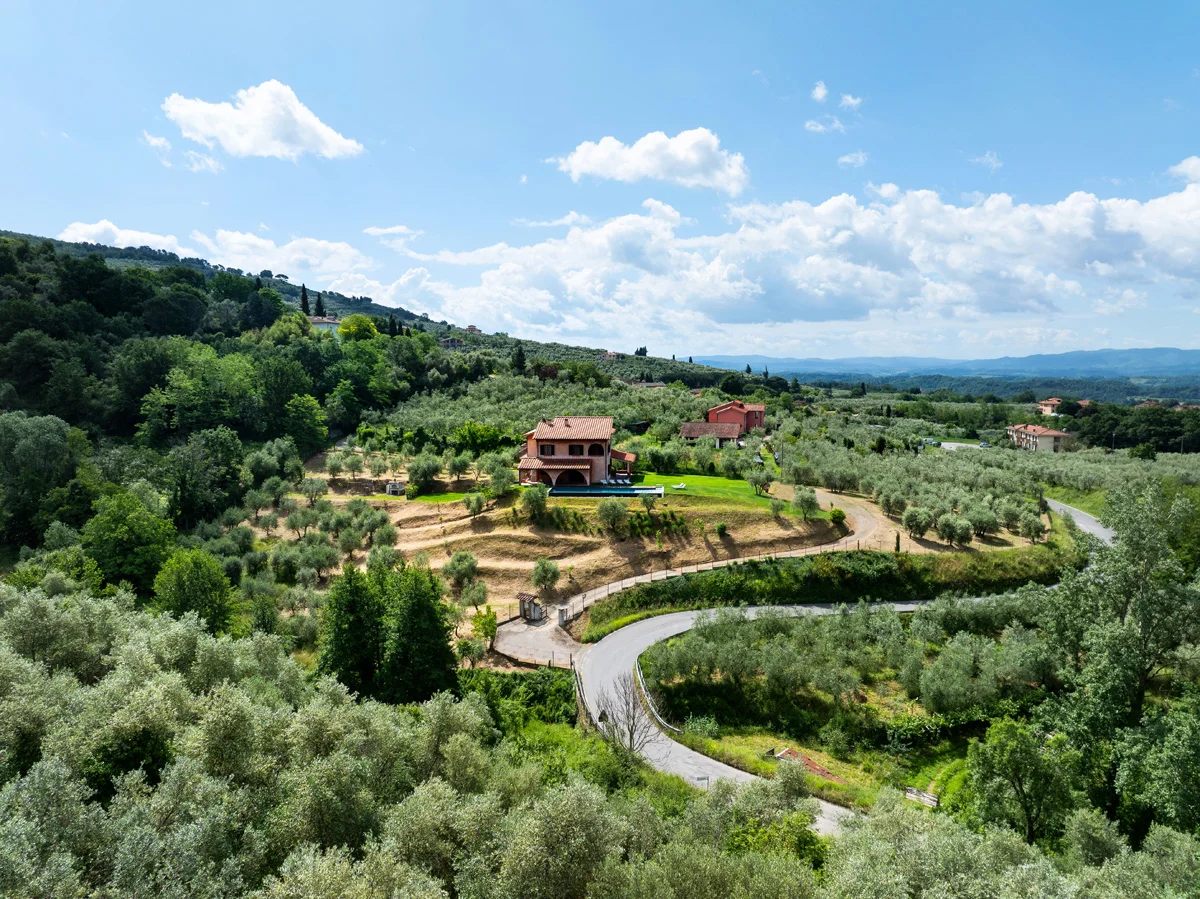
[548,485,665,497]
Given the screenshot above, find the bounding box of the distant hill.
[695,348,1200,379]
[0,229,420,322]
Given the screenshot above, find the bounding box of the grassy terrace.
[580,512,1079,642]
[672,726,970,811]
[636,472,832,516]
[1043,483,1107,519]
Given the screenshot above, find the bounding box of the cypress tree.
[300,284,310,315]
[254,276,263,290]
[377,565,458,703]
[314,292,326,317]
[316,565,386,697]
[388,313,397,336]
[510,341,526,374]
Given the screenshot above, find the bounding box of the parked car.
[979,441,992,448]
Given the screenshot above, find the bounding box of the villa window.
[539,444,556,456]
[587,443,605,457]
[569,444,584,456]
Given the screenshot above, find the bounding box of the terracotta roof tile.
[530,416,614,440]
[680,421,742,439]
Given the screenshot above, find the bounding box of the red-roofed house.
[679,421,742,447]
[1037,398,1062,415]
[517,416,617,486]
[1006,423,1070,452]
[706,400,765,435]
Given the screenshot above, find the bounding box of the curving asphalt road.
[574,500,1112,835]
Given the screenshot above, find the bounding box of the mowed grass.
[1043,484,1107,519]
[637,473,830,517]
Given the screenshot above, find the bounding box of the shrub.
[830,508,847,528]
[597,497,629,533]
[715,522,728,538]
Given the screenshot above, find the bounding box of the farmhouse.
[679,421,742,447]
[1036,397,1062,415]
[517,416,634,486]
[464,324,482,334]
[1006,423,1069,452]
[706,399,765,435]
[597,350,619,361]
[307,316,341,334]
[439,336,465,349]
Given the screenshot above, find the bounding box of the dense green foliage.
[584,519,1080,642]
[642,484,1200,851]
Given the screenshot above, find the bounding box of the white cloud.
[184,150,223,174]
[805,117,845,134]
[141,131,171,151]
[1169,156,1200,182]
[970,150,1003,171]
[258,222,270,231]
[551,127,748,195]
[189,229,372,277]
[839,94,863,109]
[58,220,197,255]
[141,131,172,167]
[837,150,868,168]
[1093,288,1146,316]
[330,155,1200,355]
[752,69,769,85]
[811,81,828,102]
[59,220,371,278]
[162,79,363,161]
[519,174,528,184]
[514,211,593,227]
[363,224,424,252]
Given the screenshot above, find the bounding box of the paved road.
[572,499,1112,835]
[1045,498,1114,543]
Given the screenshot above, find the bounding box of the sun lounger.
[672,483,687,490]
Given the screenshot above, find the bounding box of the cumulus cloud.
[333,156,1200,355]
[189,230,372,277]
[811,81,828,102]
[837,150,868,168]
[970,150,1003,171]
[59,220,196,255]
[59,220,371,278]
[839,94,863,109]
[184,150,223,174]
[552,127,749,195]
[1169,156,1200,182]
[162,79,363,161]
[805,117,845,134]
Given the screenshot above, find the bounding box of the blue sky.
[5,0,1200,358]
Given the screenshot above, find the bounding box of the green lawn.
[637,472,829,516]
[412,490,473,504]
[1043,484,1107,519]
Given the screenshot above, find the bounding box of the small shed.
[385,481,405,496]
[517,592,544,622]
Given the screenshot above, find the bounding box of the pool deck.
[548,484,665,497]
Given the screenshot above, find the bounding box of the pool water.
[548,485,665,497]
